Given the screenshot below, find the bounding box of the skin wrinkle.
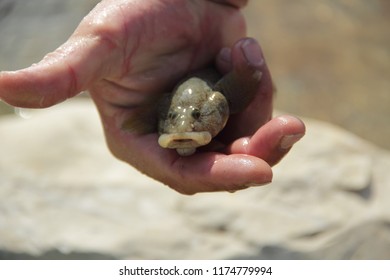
[114,2,199,88]
[99,79,142,107]
[118,4,132,76]
[188,4,219,70]
[117,2,164,78]
[87,5,136,79]
[66,63,79,102]
[152,3,207,76]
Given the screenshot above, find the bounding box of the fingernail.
[241,38,264,66]
[279,133,304,150]
[219,47,231,63]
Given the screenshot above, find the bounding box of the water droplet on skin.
[14,108,33,120]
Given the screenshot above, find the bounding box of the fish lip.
[158,132,212,149]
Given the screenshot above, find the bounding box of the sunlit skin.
[0,0,305,194]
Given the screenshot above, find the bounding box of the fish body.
[158,66,262,156]
[158,73,229,156]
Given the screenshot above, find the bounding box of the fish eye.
[191,109,201,120]
[168,111,178,120]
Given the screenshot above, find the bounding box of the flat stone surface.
[0,100,389,259]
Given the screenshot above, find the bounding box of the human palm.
[0,0,305,194]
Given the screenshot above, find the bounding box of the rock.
[0,0,99,71]
[0,0,100,116]
[0,99,389,259]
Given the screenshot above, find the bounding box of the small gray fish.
[158,67,262,156]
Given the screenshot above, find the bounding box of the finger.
[96,103,273,195]
[106,131,273,195]
[215,47,232,74]
[217,38,274,141]
[0,35,114,108]
[169,153,273,194]
[227,115,306,166]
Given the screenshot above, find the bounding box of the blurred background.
[244,0,389,149]
[1,0,389,149]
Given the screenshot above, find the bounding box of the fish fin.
[121,102,158,135]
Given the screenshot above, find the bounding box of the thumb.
[0,35,113,108]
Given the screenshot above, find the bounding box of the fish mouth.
[158,131,212,149]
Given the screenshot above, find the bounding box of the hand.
[0,0,305,194]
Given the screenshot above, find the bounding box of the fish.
[157,67,262,156]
